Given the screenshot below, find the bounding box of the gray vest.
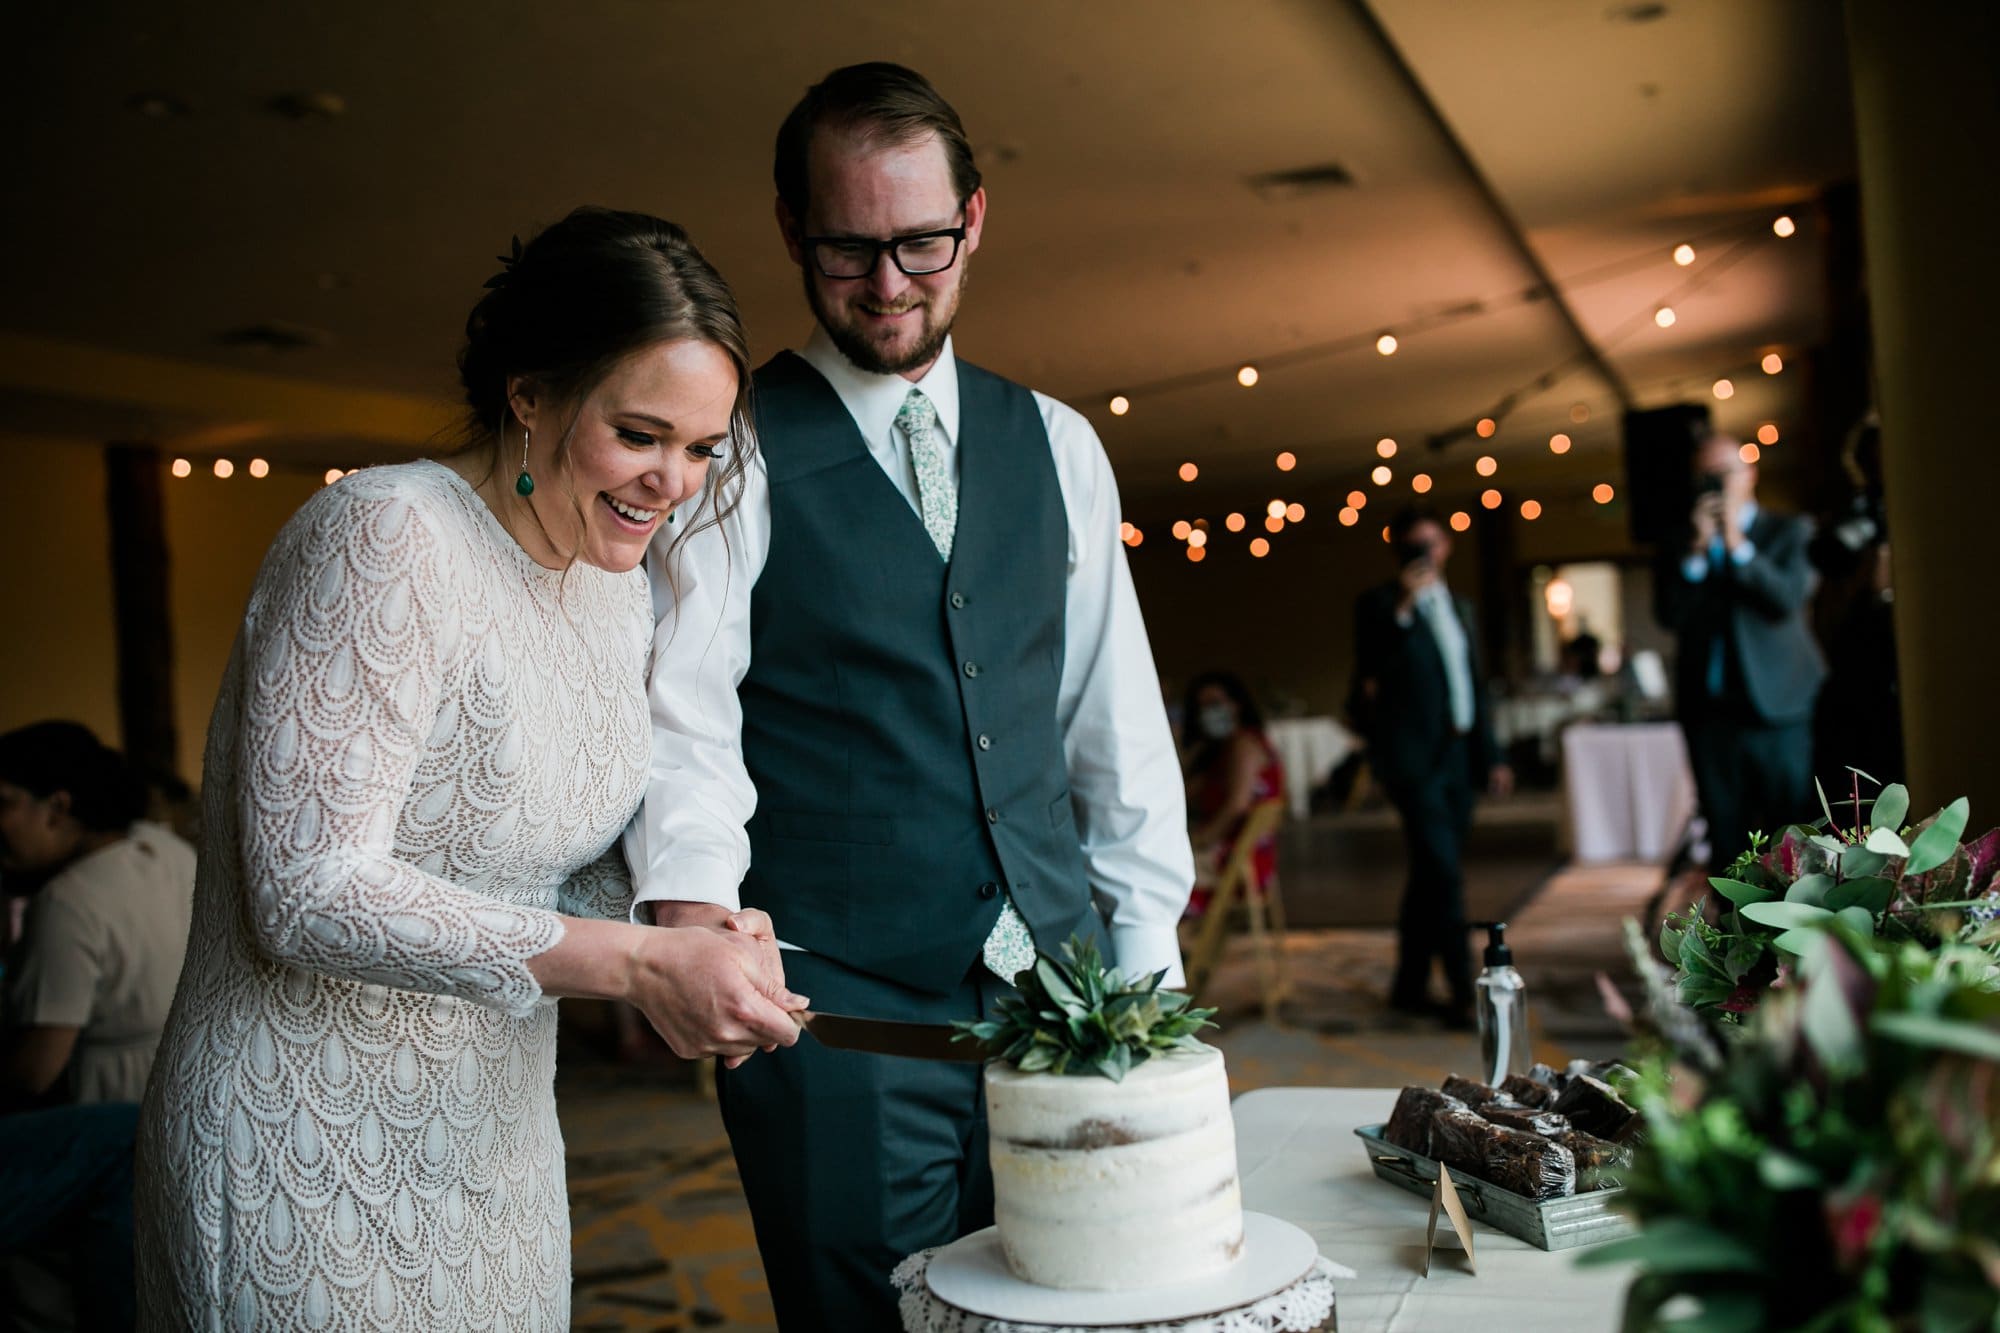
[739,352,1097,996]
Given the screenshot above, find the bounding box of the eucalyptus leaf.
[1815,777,1835,829]
[1864,827,1910,856]
[1905,798,1971,876]
[1708,878,1774,907]
[1741,901,1835,930]
[1756,1150,1822,1189]
[1871,783,1909,832]
[1769,928,1825,956]
[1800,960,1865,1072]
[1871,1011,2000,1061]
[1826,877,1895,916]
[1783,874,1836,908]
[1834,905,1875,937]
[1838,845,1889,878]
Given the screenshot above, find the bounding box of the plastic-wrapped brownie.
[1384,1086,1464,1158]
[1499,1072,1556,1109]
[1562,1130,1632,1191]
[1430,1105,1578,1200]
[1478,1102,1570,1139]
[1551,1073,1638,1140]
[1440,1074,1502,1106]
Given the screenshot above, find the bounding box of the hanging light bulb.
[1712,379,1734,400]
[171,458,193,478]
[1450,511,1472,532]
[1109,395,1130,416]
[1265,514,1285,534]
[1672,243,1696,266]
[1275,451,1297,471]
[1593,483,1615,504]
[1761,353,1783,375]
[1411,473,1433,494]
[1371,465,1392,485]
[1375,333,1398,356]
[1128,527,1144,547]
[1549,433,1571,455]
[1188,529,1208,549]
[1285,502,1305,522]
[1119,521,1135,542]
[1186,546,1206,563]
[1475,455,1497,477]
[1757,423,1779,445]
[1773,215,1796,238]
[1654,306,1677,328]
[1376,438,1397,459]
[1740,442,1762,463]
[1226,512,1246,532]
[1249,537,1271,558]
[1178,462,1199,482]
[323,468,343,485]
[1338,506,1359,527]
[1570,403,1590,424]
[1266,499,1286,519]
[1480,488,1502,510]
[1347,490,1367,509]
[213,459,235,478]
[1476,418,1497,438]
[1172,520,1192,541]
[248,458,270,478]
[1519,499,1542,520]
[1236,365,1259,387]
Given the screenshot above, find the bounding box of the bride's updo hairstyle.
[458,206,756,550]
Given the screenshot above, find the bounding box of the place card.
[1423,1163,1477,1276]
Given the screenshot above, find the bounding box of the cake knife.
[795,1011,997,1063]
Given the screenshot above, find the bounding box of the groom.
[627,63,1193,1328]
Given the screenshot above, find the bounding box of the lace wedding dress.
[136,461,651,1330]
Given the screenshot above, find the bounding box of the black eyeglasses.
[801,222,967,279]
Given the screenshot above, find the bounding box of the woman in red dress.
[1181,672,1285,916]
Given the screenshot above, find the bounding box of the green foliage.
[953,936,1216,1081]
[1595,928,2000,1331]
[1661,775,2000,1023]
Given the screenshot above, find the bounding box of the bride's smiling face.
[510,338,739,574]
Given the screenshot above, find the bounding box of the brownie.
[1432,1105,1578,1200]
[1500,1073,1557,1109]
[1383,1086,1464,1158]
[1562,1130,1632,1191]
[1478,1102,1571,1138]
[1441,1074,1499,1105]
[1551,1074,1638,1140]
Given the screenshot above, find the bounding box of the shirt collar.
[799,326,961,448]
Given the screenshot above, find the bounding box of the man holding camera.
[1654,434,1825,868]
[1349,506,1511,1028]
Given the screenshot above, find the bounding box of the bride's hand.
[651,901,792,1009]
[625,926,808,1064]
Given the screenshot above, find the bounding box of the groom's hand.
[650,901,794,1043]
[626,926,808,1065]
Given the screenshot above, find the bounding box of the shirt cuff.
[627,854,742,924]
[1727,539,1757,566]
[1110,921,1187,990]
[1681,553,1711,581]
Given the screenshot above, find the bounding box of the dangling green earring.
[514,425,534,496]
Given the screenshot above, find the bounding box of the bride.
[134,207,806,1330]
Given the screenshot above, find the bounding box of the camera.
[1694,474,1725,499]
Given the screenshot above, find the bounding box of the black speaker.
[1622,404,1711,545]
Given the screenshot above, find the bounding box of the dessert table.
[1559,721,1696,863]
[1234,1087,1636,1331]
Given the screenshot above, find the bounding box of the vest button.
[963,661,980,678]
[977,733,992,751]
[950,592,967,609]
[978,882,999,900]
[985,807,1000,824]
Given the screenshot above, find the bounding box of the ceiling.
[4,0,1856,517]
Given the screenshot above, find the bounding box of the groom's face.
[783,126,985,380]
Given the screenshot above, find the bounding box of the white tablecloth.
[1559,722,1696,863]
[1264,717,1359,818]
[1234,1087,1635,1332]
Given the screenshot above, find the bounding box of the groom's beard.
[806,264,969,376]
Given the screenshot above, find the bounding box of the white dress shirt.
[625,328,1195,984]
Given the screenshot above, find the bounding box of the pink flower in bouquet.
[1825,1192,1884,1269]
[1761,829,1806,881]
[1720,983,1762,1014]
[1769,961,1794,991]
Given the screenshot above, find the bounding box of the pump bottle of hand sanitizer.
[1474,921,1531,1086]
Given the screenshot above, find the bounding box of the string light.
[1127,527,1145,548]
[1773,215,1796,238]
[213,459,235,478]
[1119,521,1134,542]
[1225,512,1246,532]
[1338,506,1359,527]
[1236,365,1259,387]
[1266,499,1286,519]
[1475,455,1497,477]
[1249,537,1271,558]
[1371,465,1392,485]
[1275,451,1297,471]
[1412,473,1433,494]
[1740,442,1762,463]
[171,458,192,478]
[1109,395,1130,416]
[1380,526,1392,543]
[1761,353,1783,375]
[1654,306,1677,328]
[1265,514,1285,534]
[1178,462,1199,482]
[1376,438,1397,459]
[1188,530,1208,549]
[1570,403,1590,424]
[1757,423,1779,445]
[1475,418,1497,438]
[1375,333,1398,356]
[323,468,342,485]
[1347,490,1367,509]
[1449,511,1472,532]
[1192,518,1210,532]
[1520,499,1542,520]
[1172,520,1192,540]
[1672,243,1696,266]
[1285,502,1305,522]
[1712,378,1734,400]
[1481,489,1502,510]
[1593,483,1616,504]
[1187,546,1206,563]
[1549,433,1571,455]
[248,458,270,478]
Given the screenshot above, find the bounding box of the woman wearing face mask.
[133,208,807,1331]
[1180,672,1286,918]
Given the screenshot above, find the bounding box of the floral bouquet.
[1662,774,2000,1022]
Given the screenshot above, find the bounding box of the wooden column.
[104,444,180,783]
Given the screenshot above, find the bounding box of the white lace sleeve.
[236,486,564,1018]
[557,844,636,921]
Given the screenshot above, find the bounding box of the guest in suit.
[627,64,1193,1329]
[1349,506,1511,1027]
[1655,433,1826,867]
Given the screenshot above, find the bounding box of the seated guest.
[1181,672,1285,916]
[1,721,194,1107]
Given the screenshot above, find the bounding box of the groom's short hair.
[774,63,983,221]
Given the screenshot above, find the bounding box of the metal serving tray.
[1353,1124,1636,1252]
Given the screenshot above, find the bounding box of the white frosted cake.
[984,1042,1244,1290]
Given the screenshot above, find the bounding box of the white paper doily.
[894,1245,1348,1333]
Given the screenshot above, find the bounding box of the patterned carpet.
[557,856,1658,1329]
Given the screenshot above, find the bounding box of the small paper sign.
[1423,1163,1477,1276]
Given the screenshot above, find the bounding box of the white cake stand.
[898,1212,1342,1332]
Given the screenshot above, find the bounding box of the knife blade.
[797,1011,998,1064]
